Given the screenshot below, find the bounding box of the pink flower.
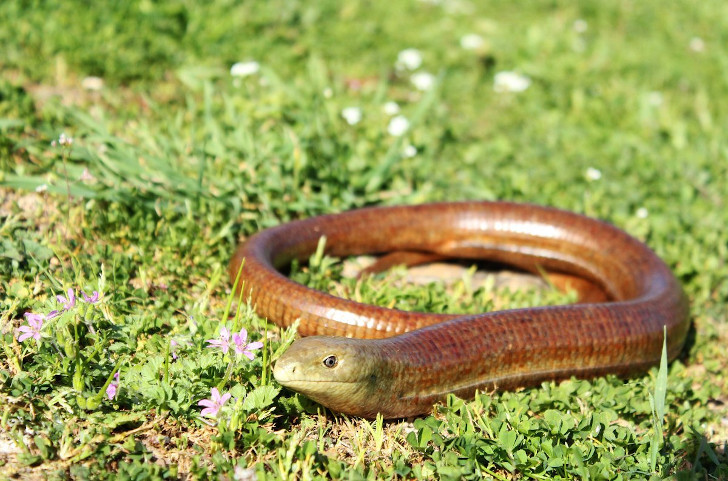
[206,326,231,354]
[232,328,264,360]
[198,387,231,417]
[81,290,100,304]
[106,372,120,400]
[17,313,44,342]
[57,288,76,310]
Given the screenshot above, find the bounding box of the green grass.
[1,0,727,479]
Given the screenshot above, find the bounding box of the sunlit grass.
[1,0,727,479]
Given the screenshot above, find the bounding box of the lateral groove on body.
[229,202,689,418]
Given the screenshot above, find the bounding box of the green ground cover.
[1,0,726,479]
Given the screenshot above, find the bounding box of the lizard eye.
[322,355,338,368]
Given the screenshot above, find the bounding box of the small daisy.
[383,101,400,116]
[411,72,435,91]
[585,167,602,181]
[460,34,484,50]
[230,61,260,77]
[341,107,363,125]
[493,71,531,93]
[388,116,410,137]
[396,48,423,71]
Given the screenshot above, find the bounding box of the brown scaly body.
[229,202,689,418]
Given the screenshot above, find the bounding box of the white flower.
[689,37,705,53]
[230,61,260,77]
[460,33,484,50]
[387,116,410,137]
[383,101,400,116]
[636,207,649,219]
[396,48,423,71]
[403,144,417,157]
[341,107,362,125]
[35,184,48,193]
[81,76,103,91]
[573,19,588,33]
[493,71,531,93]
[411,72,435,91]
[585,167,602,181]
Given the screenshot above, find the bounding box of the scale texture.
[229,202,689,418]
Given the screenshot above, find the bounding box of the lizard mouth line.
[275,378,359,385]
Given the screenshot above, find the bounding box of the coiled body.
[229,202,689,418]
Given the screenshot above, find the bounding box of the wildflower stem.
[50,338,66,359]
[95,358,126,402]
[222,360,233,384]
[73,315,80,349]
[82,304,97,336]
[217,361,235,392]
[231,275,247,334]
